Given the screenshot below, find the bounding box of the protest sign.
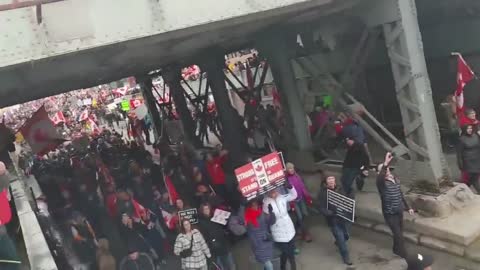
[211,209,231,225]
[178,208,198,224]
[327,189,355,222]
[121,100,130,111]
[235,151,285,200]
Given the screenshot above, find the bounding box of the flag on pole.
[453,53,476,126]
[454,53,475,111]
[88,118,101,135]
[51,111,66,125]
[20,106,65,155]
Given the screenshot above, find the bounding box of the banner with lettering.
[235,151,285,200]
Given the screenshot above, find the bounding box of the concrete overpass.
[1,0,479,108]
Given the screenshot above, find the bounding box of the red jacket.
[207,156,227,185]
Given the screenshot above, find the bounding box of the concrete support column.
[137,76,162,143]
[256,32,314,170]
[162,66,201,147]
[201,52,248,168]
[383,0,449,189]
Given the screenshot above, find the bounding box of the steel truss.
[293,27,410,159]
[383,0,449,186]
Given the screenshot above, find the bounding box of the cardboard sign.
[327,189,355,223]
[178,208,198,224]
[210,209,231,225]
[235,152,285,200]
[83,98,92,106]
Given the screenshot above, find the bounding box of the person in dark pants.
[317,175,352,265]
[341,137,369,198]
[376,152,415,258]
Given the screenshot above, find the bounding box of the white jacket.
[263,187,297,243]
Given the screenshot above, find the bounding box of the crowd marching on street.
[8,52,480,270]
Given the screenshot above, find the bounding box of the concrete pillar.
[383,0,449,189]
[200,52,248,168]
[162,66,202,147]
[137,76,162,143]
[256,32,314,170]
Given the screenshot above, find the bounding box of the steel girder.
[383,0,449,187]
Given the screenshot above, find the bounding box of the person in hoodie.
[198,203,236,270]
[318,176,352,266]
[341,137,370,198]
[285,162,312,242]
[263,182,297,270]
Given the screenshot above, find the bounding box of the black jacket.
[197,215,229,256]
[343,142,369,169]
[317,185,346,227]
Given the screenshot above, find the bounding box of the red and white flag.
[78,109,89,122]
[88,118,101,135]
[112,87,128,96]
[454,53,475,111]
[20,106,65,155]
[51,111,66,125]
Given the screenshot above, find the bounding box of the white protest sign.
[134,104,148,120]
[210,209,231,225]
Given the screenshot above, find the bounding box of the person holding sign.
[174,219,212,270]
[317,176,352,266]
[377,152,415,259]
[198,203,236,270]
[263,183,298,270]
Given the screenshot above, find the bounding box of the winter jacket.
[246,212,275,263]
[96,239,116,270]
[262,187,297,243]
[119,252,155,270]
[343,142,369,169]
[457,134,480,173]
[287,173,310,201]
[197,215,230,256]
[342,121,366,144]
[317,185,345,227]
[174,229,211,269]
[207,156,227,185]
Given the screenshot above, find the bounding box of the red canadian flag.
[20,106,65,155]
[51,111,66,126]
[454,53,475,111]
[78,109,89,122]
[112,87,128,96]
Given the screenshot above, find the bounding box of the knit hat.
[406,253,434,270]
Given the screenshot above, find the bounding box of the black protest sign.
[178,208,198,224]
[327,189,355,222]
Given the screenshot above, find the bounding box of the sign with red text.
[235,152,285,200]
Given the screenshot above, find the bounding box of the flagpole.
[451,52,478,79]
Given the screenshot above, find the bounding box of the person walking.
[174,219,212,270]
[341,137,370,198]
[457,124,480,192]
[119,245,155,270]
[377,152,415,258]
[263,183,297,270]
[245,199,275,270]
[198,203,236,270]
[285,162,313,242]
[318,176,352,265]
